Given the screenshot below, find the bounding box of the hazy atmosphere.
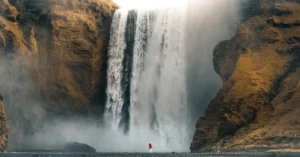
[0,0,242,152]
[1,0,300,156]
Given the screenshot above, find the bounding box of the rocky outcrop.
[0,0,117,111]
[0,94,9,152]
[64,142,96,153]
[0,0,35,55]
[191,0,300,152]
[41,0,118,113]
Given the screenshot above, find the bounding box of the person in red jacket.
[148,143,153,153]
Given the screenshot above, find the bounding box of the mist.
[185,0,242,137]
[0,55,47,149]
[104,0,243,152]
[0,0,242,153]
[0,55,179,152]
[29,118,179,152]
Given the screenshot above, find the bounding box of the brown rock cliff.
[0,0,117,149]
[42,0,118,113]
[191,0,300,152]
[0,0,117,112]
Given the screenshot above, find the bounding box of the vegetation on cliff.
[44,0,118,113]
[0,0,117,150]
[191,0,300,152]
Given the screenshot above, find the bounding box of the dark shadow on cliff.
[185,0,242,141]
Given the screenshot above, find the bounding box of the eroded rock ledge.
[191,0,300,152]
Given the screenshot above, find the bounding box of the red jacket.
[148,144,152,149]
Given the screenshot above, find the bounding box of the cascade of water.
[105,9,129,129]
[118,10,137,132]
[130,10,151,128]
[105,0,241,151]
[105,6,189,150]
[131,6,188,149]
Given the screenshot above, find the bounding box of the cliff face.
[41,0,117,113]
[0,0,117,149]
[0,0,117,112]
[191,0,300,152]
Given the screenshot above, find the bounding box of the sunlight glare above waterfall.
[112,0,187,9]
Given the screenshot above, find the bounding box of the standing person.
[148,143,153,153]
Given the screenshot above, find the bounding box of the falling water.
[105,0,241,151]
[132,7,188,148]
[105,5,188,149]
[129,10,152,128]
[105,9,129,129]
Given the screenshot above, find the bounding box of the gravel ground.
[0,152,299,157]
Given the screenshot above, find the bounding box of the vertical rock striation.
[0,0,117,149]
[41,0,118,113]
[1,0,118,111]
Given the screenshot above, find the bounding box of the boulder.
[63,142,96,153]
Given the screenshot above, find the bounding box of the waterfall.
[131,7,188,147]
[130,10,152,128]
[105,9,129,129]
[105,5,189,150]
[105,0,241,152]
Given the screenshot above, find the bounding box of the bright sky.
[112,0,187,9]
